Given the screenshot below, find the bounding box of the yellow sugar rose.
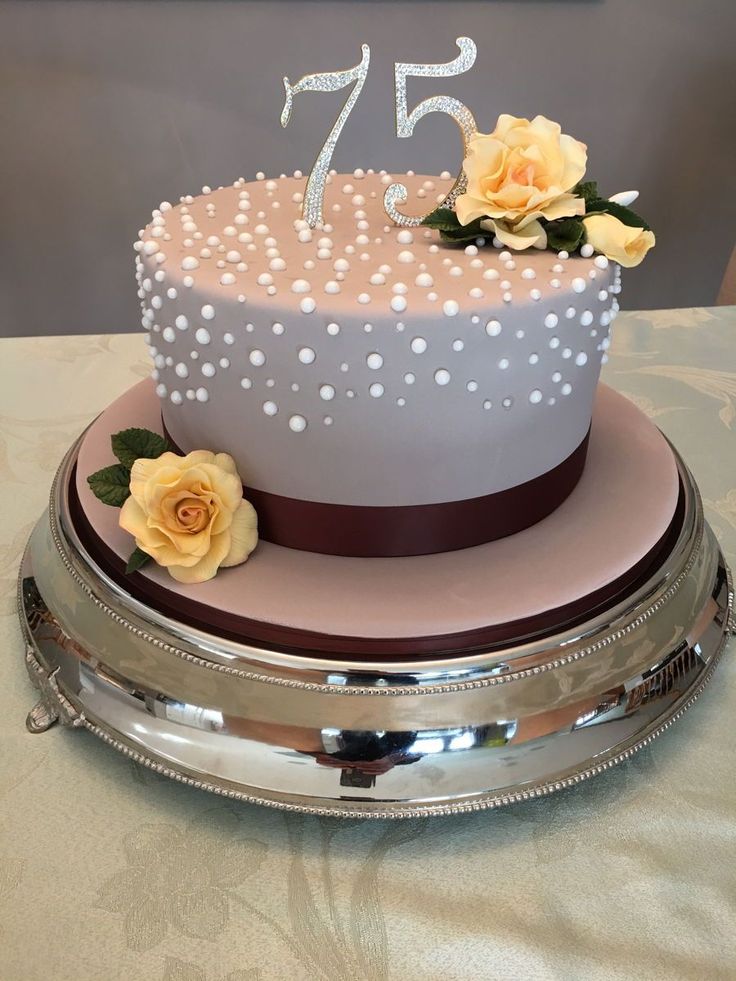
[455,114,587,250]
[582,213,655,268]
[119,450,258,584]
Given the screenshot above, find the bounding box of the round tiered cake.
[136,171,620,555]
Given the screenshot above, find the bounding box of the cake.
[134,171,621,557]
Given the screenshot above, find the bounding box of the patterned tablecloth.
[1,310,735,981]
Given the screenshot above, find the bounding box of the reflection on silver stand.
[17,436,734,818]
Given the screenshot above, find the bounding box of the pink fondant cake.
[135,171,620,555]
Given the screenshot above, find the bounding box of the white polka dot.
[175,315,189,331]
[170,390,183,405]
[498,358,510,370]
[263,400,278,416]
[249,349,266,366]
[298,347,316,365]
[572,277,587,294]
[580,310,594,327]
[201,304,215,320]
[410,337,427,354]
[195,387,209,402]
[404,372,415,385]
[544,313,558,329]
[201,362,216,377]
[561,383,572,395]
[195,327,210,345]
[291,278,311,294]
[434,369,451,386]
[369,383,384,398]
[485,319,502,337]
[326,323,340,336]
[319,384,335,401]
[452,339,464,352]
[300,297,316,314]
[240,377,252,389]
[175,362,188,378]
[580,243,594,258]
[529,389,543,404]
[575,352,588,366]
[466,380,478,392]
[289,414,307,432]
[443,300,459,317]
[391,295,407,313]
[162,326,176,343]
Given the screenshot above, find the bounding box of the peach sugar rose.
[119,450,258,583]
[455,113,587,250]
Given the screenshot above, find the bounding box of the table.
[1,310,735,981]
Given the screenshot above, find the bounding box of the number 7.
[281,44,371,228]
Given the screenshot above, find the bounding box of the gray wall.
[0,0,734,337]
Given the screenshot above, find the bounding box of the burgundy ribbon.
[163,421,591,557]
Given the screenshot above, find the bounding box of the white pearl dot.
[404,372,415,385]
[195,387,209,403]
[575,352,588,366]
[291,278,311,294]
[289,414,307,432]
[561,383,572,395]
[572,277,587,294]
[452,339,464,352]
[358,293,371,305]
[366,352,384,370]
[249,349,266,367]
[410,337,427,354]
[434,368,451,386]
[240,377,252,389]
[443,300,459,317]
[391,295,407,313]
[581,243,594,258]
[485,319,502,337]
[319,384,335,401]
[298,347,316,365]
[300,297,316,314]
[263,400,278,416]
[195,327,210,345]
[466,380,478,393]
[326,323,340,336]
[529,389,543,404]
[544,313,558,329]
[580,310,594,327]
[201,304,215,321]
[498,358,510,370]
[369,383,384,398]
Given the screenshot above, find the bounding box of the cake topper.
[281,44,371,228]
[280,36,654,265]
[383,37,477,228]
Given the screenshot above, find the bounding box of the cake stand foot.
[24,639,85,734]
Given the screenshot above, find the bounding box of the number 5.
[281,45,371,228]
[384,37,478,227]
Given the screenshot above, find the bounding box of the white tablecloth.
[1,310,735,981]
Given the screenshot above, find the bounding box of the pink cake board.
[75,380,679,641]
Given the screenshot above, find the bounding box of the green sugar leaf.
[421,207,464,233]
[111,428,171,469]
[87,464,132,508]
[572,181,599,207]
[125,547,152,575]
[545,217,585,253]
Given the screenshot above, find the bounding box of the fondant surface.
[137,173,619,506]
[76,380,678,641]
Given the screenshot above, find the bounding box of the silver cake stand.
[17,436,734,819]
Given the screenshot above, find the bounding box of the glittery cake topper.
[280,38,477,229]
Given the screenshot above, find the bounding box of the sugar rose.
[119,450,258,583]
[582,213,655,268]
[455,114,587,250]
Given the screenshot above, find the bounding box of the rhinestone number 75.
[281,38,478,228]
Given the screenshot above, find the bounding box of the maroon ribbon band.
[163,421,591,557]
